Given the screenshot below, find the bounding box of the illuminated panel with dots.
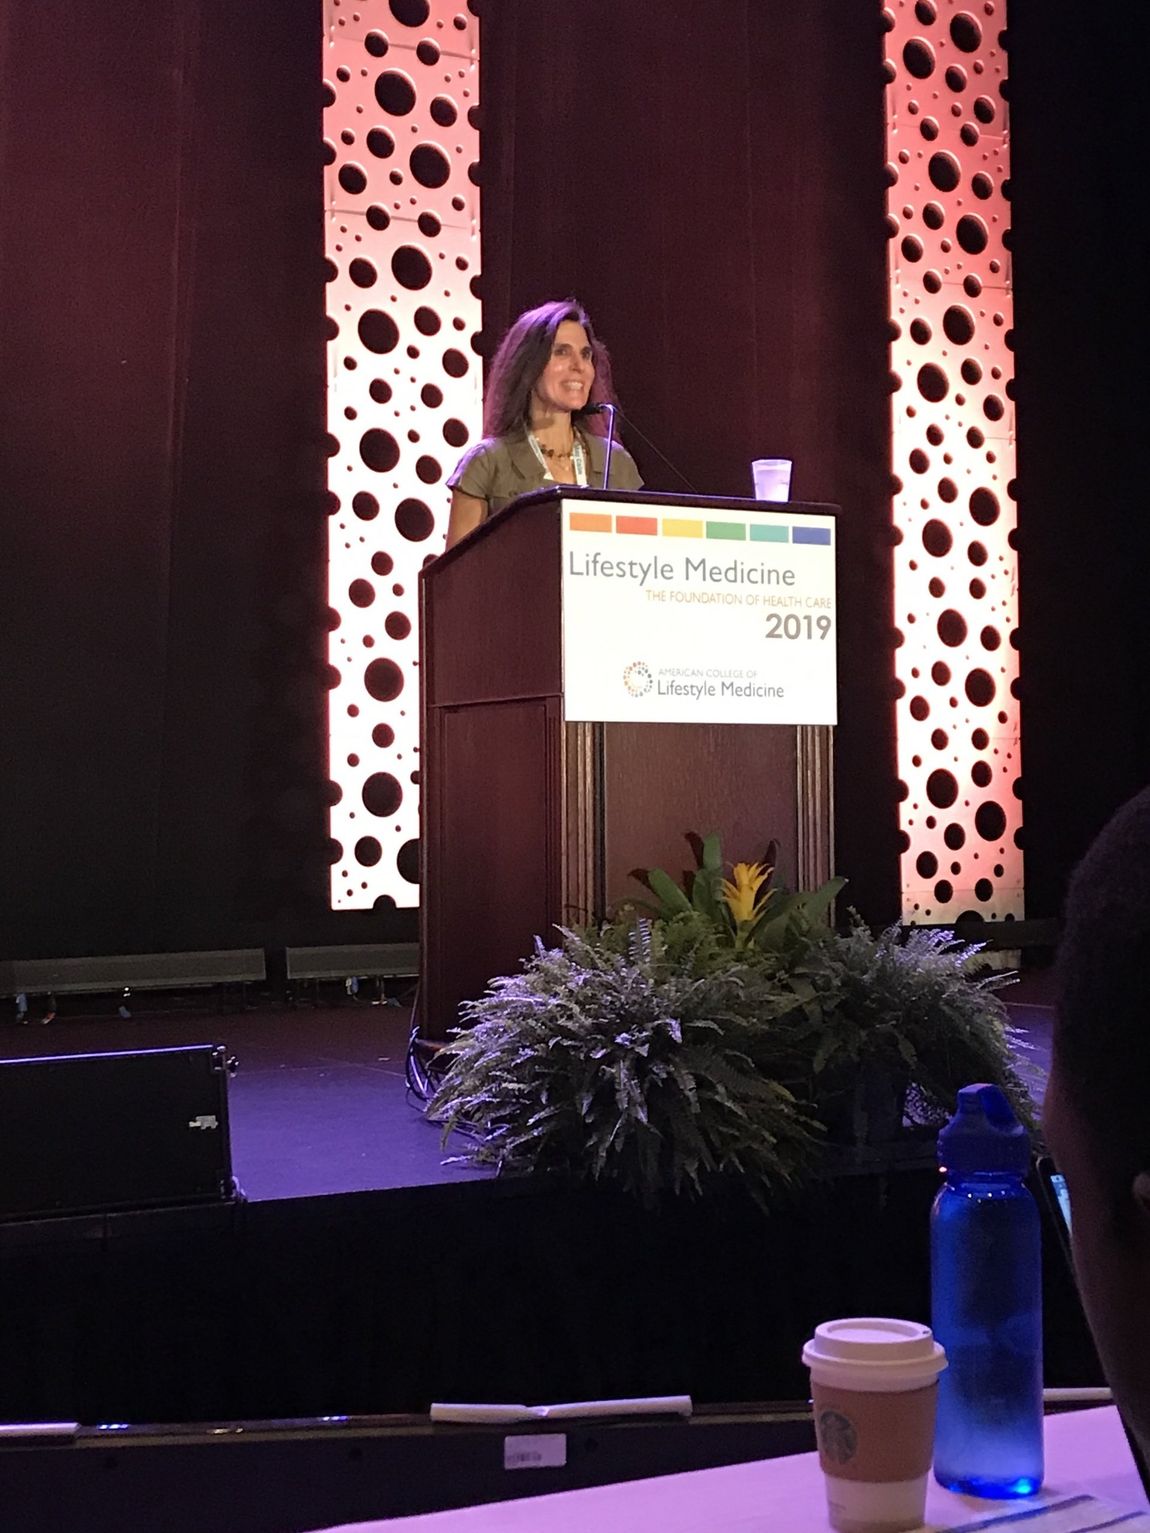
[883,0,1021,925]
[324,0,481,911]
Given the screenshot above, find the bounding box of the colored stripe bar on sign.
[792,526,832,546]
[616,515,658,536]
[661,518,703,538]
[750,523,789,543]
[568,512,613,533]
[706,521,746,541]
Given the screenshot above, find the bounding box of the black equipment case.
[0,1044,239,1221]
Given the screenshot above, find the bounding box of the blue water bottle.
[931,1083,1043,1496]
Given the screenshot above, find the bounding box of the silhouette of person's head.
[1046,785,1150,1466]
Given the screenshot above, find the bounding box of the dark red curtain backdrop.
[1,0,1146,961]
[0,0,389,958]
[1009,0,1150,916]
[478,0,901,919]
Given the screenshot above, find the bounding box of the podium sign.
[561,497,837,726]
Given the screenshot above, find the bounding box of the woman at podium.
[445,299,642,548]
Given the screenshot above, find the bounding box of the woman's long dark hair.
[482,299,618,438]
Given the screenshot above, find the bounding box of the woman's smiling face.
[531,320,595,416]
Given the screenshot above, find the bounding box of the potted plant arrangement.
[427,835,1035,1206]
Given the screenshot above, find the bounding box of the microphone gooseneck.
[600,403,617,490]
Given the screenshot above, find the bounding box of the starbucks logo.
[623,661,652,697]
[817,1408,858,1465]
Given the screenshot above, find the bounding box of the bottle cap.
[937,1082,1030,1174]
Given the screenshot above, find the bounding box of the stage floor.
[0,968,1054,1205]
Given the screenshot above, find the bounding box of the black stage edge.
[0,1407,815,1533]
[0,1157,1099,1429]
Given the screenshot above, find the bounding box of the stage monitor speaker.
[0,1045,239,1222]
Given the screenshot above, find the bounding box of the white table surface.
[316,1407,1148,1532]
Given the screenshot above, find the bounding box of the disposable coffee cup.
[751,457,793,502]
[802,1317,946,1533]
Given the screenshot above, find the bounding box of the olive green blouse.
[447,424,643,520]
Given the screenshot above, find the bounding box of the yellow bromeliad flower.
[721,861,773,924]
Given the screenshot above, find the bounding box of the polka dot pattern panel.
[324,0,481,910]
[884,0,1021,925]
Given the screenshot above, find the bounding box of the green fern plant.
[779,916,1036,1134]
[426,829,1036,1198]
[427,924,822,1206]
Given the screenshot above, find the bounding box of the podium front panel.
[599,722,797,908]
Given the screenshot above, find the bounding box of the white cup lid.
[803,1317,946,1390]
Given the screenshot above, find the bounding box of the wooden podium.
[418,487,837,1038]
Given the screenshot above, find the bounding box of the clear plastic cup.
[802,1317,947,1533]
[751,457,793,502]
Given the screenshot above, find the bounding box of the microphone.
[601,403,617,490]
[579,402,617,488]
